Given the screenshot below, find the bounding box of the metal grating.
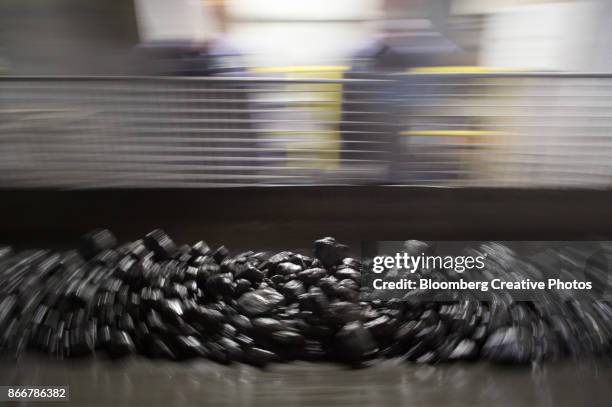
[394,73,612,188]
[0,77,389,188]
[1,74,612,188]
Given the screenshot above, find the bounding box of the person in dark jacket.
[340,6,470,183]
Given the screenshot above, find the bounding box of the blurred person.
[338,1,415,183]
[136,0,244,76]
[340,0,471,184]
[135,0,255,185]
[173,0,245,76]
[351,0,468,73]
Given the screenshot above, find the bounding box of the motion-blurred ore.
[0,231,611,367]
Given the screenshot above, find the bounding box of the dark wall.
[1,187,611,253]
[0,0,145,74]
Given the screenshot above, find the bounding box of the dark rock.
[403,240,433,257]
[448,339,479,361]
[419,310,439,325]
[140,287,164,308]
[220,323,238,338]
[298,288,329,316]
[292,319,332,339]
[204,274,235,298]
[184,305,224,327]
[0,295,18,328]
[415,321,447,349]
[338,278,359,291]
[281,280,306,303]
[487,296,512,331]
[334,286,359,302]
[0,246,13,260]
[274,262,303,277]
[191,241,211,257]
[237,288,284,317]
[405,341,429,361]
[235,279,253,296]
[4,234,611,368]
[264,252,293,271]
[108,330,135,358]
[316,276,338,297]
[324,301,362,326]
[97,325,112,349]
[93,250,119,267]
[296,268,327,286]
[148,337,176,359]
[243,347,278,367]
[159,299,184,326]
[271,331,305,348]
[252,317,284,334]
[196,262,220,287]
[207,341,232,364]
[393,320,422,347]
[126,240,149,259]
[334,322,378,364]
[415,351,438,364]
[302,340,326,361]
[234,334,255,348]
[144,229,177,260]
[340,258,362,270]
[69,326,95,357]
[146,309,167,333]
[334,268,361,282]
[270,275,285,287]
[364,315,395,340]
[472,324,489,344]
[235,266,264,284]
[229,314,253,333]
[79,229,117,260]
[119,314,136,333]
[219,337,242,360]
[482,326,533,365]
[184,279,198,294]
[174,336,208,359]
[164,283,188,299]
[212,246,230,264]
[314,237,348,269]
[290,254,314,269]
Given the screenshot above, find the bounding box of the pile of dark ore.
[0,230,611,367]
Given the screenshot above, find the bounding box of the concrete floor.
[1,356,611,407]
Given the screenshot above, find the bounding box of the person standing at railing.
[173,0,245,76]
[135,0,255,185]
[339,14,417,183]
[341,2,472,184]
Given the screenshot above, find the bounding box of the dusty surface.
[1,357,611,407]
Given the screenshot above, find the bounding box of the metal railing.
[393,72,612,188]
[1,73,612,188]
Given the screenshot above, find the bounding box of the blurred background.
[3,0,612,74]
[2,3,612,407]
[3,0,612,189]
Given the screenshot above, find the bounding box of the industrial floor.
[1,356,611,407]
